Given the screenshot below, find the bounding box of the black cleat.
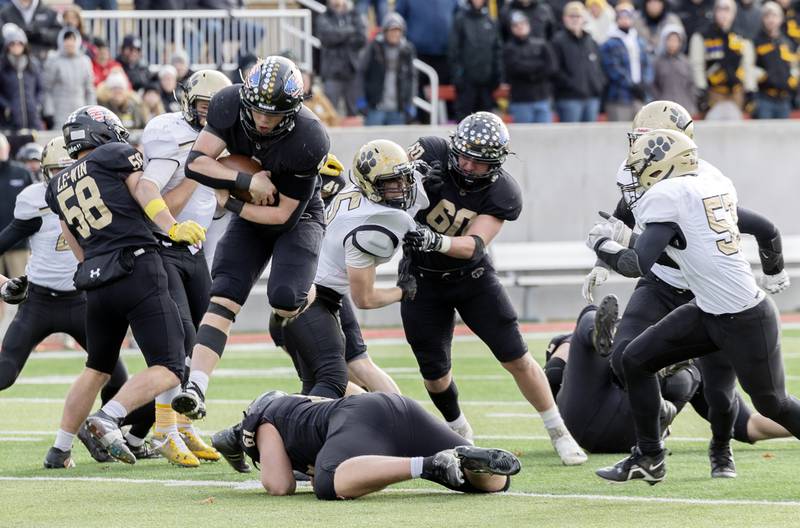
[293,470,311,482]
[77,423,114,463]
[43,447,75,469]
[127,439,161,459]
[596,446,666,485]
[171,382,207,420]
[422,449,464,488]
[709,440,737,478]
[85,411,136,464]
[211,424,251,473]
[593,295,619,357]
[454,446,521,476]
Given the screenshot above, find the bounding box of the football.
[217,154,263,203]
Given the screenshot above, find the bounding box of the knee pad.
[197,324,228,358]
[269,284,305,314]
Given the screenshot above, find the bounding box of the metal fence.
[81,9,314,73]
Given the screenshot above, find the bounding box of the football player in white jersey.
[139,69,231,467]
[589,129,800,484]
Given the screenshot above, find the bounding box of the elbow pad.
[758,233,784,275]
[185,150,236,190]
[596,239,643,278]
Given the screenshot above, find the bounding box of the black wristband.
[224,196,245,215]
[235,171,252,192]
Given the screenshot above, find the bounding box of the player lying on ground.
[43,105,205,468]
[268,140,424,398]
[544,295,791,453]
[211,391,520,499]
[588,129,800,484]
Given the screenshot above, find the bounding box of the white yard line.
[0,476,798,507]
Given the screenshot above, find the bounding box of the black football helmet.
[244,390,288,420]
[239,56,304,141]
[62,105,129,159]
[448,111,510,191]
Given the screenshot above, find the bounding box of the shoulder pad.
[95,142,145,173]
[347,224,401,259]
[205,85,242,131]
[142,115,183,161]
[636,184,680,225]
[14,183,47,220]
[289,110,331,175]
[485,171,523,221]
[408,136,449,166]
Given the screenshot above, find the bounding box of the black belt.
[648,273,693,298]
[28,282,83,298]
[413,265,487,282]
[315,283,344,305]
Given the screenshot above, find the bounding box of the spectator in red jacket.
[91,37,129,88]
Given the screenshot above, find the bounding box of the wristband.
[235,171,253,191]
[437,235,452,253]
[224,196,245,215]
[144,197,168,220]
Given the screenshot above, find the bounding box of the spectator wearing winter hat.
[503,11,557,123]
[141,82,166,123]
[157,64,181,113]
[42,27,95,129]
[116,34,151,91]
[584,0,616,45]
[0,0,62,62]
[633,0,685,56]
[0,23,43,130]
[360,13,418,126]
[91,37,129,88]
[97,71,147,129]
[652,24,697,114]
[752,1,798,118]
[499,0,556,41]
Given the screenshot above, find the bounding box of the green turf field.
[2,331,800,528]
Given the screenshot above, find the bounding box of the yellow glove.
[168,220,206,245]
[319,153,344,178]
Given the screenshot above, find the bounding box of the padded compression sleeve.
[596,222,678,278]
[737,207,784,274]
[184,150,237,190]
[0,218,41,254]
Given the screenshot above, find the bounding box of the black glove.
[396,253,417,301]
[630,83,647,101]
[404,225,444,253]
[1,275,28,304]
[416,160,445,196]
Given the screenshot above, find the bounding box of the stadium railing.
[81,9,315,72]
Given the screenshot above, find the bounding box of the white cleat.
[549,425,588,466]
[448,419,475,445]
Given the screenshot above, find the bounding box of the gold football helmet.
[629,101,694,146]
[180,69,232,130]
[41,136,73,182]
[351,140,416,210]
[623,129,698,205]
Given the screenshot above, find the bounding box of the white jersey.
[635,169,763,314]
[314,178,429,295]
[13,183,78,291]
[141,112,216,231]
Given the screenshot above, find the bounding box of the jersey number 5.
[56,177,113,238]
[702,194,740,255]
[325,191,362,224]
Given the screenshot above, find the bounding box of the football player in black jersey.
[211,390,521,499]
[403,112,586,465]
[172,56,330,420]
[42,105,206,468]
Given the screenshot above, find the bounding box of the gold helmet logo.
[623,129,698,206]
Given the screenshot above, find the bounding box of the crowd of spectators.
[0,0,799,132]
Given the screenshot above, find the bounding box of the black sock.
[544,357,566,398]
[428,380,461,422]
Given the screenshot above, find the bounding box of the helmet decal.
[283,68,303,98]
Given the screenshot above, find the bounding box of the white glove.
[599,211,634,247]
[586,221,616,251]
[760,270,790,294]
[582,266,609,304]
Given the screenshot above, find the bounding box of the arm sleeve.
[0,217,42,254]
[597,222,678,278]
[612,197,635,228]
[737,206,784,275]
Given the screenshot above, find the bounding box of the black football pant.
[280,285,349,399]
[623,297,800,454]
[160,243,211,380]
[314,393,486,500]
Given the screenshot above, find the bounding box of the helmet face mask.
[62,105,130,159]
[448,112,510,191]
[239,56,304,141]
[352,140,417,210]
[41,136,73,183]
[180,69,232,130]
[624,129,698,207]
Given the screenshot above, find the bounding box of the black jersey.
[407,136,523,271]
[241,394,345,473]
[204,85,330,224]
[45,143,156,260]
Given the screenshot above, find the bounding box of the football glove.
[320,153,344,178]
[582,265,609,304]
[417,160,445,196]
[598,211,633,247]
[397,254,417,301]
[1,275,28,304]
[760,269,790,295]
[168,220,206,245]
[404,225,444,253]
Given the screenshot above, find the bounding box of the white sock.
[410,457,424,479]
[101,400,128,421]
[446,413,468,429]
[54,429,75,451]
[188,370,209,395]
[125,433,145,447]
[155,385,181,405]
[540,406,565,431]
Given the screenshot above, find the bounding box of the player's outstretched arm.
[404,215,503,260]
[347,265,403,309]
[256,423,296,496]
[588,222,677,278]
[737,207,789,293]
[130,175,205,245]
